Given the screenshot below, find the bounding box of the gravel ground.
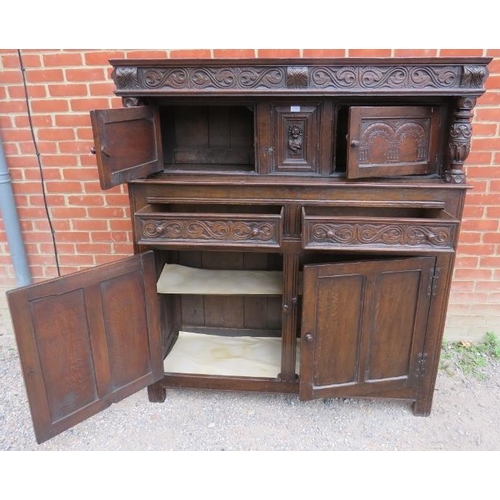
[1,293,500,452]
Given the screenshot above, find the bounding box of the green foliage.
[440,332,500,380]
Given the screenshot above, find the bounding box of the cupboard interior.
[160,104,255,172]
[158,250,286,378]
[156,99,447,177]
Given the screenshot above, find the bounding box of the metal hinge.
[427,267,442,297]
[416,353,428,379]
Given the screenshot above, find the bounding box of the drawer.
[135,204,283,249]
[302,206,459,252]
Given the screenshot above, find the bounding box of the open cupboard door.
[299,257,435,401]
[7,252,163,444]
[90,106,163,189]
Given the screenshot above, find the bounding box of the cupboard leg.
[147,381,167,403]
[412,397,432,417]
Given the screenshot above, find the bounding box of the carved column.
[444,97,476,184]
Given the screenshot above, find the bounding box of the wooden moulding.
[110,57,491,97]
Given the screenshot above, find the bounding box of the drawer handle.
[304,333,313,343]
[350,140,360,148]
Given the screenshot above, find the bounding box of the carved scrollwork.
[139,218,279,245]
[143,68,188,88]
[310,65,460,90]
[307,222,454,248]
[111,62,488,94]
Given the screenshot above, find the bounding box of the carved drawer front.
[302,206,458,252]
[135,204,283,249]
[347,106,442,179]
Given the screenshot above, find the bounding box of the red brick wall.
[1,49,499,340]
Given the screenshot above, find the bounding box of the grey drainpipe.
[0,132,31,286]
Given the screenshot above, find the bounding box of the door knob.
[350,140,360,147]
[304,333,313,343]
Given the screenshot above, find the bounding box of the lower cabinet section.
[7,247,444,443]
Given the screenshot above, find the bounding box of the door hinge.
[427,267,442,297]
[416,352,428,379]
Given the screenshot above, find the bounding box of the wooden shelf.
[157,264,283,295]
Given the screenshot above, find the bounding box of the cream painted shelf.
[157,264,283,295]
[164,331,300,378]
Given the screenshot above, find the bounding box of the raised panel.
[271,103,330,174]
[313,274,364,385]
[29,289,98,423]
[100,270,153,388]
[347,106,441,179]
[367,269,421,380]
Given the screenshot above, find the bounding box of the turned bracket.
[444,97,476,184]
[122,96,149,107]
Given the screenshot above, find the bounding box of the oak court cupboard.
[7,57,491,443]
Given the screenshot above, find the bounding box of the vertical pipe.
[0,133,32,286]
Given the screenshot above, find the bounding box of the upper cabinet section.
[109,58,490,97]
[91,57,491,186]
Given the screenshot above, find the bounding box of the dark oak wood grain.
[7,252,162,443]
[9,57,492,442]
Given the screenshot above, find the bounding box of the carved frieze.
[310,65,460,90]
[111,62,489,94]
[137,218,280,247]
[304,222,455,250]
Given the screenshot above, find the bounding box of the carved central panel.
[272,104,320,173]
[358,119,430,164]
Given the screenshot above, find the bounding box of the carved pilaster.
[444,97,476,184]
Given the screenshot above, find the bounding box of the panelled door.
[299,257,435,401]
[346,106,441,179]
[7,252,163,443]
[90,106,163,189]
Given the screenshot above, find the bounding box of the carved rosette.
[444,97,476,184]
[461,66,489,88]
[306,222,454,249]
[138,218,280,247]
[112,67,139,89]
[286,67,309,88]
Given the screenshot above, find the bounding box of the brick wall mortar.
[0,49,499,341]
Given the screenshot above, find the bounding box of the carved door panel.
[90,106,163,189]
[299,257,435,401]
[346,106,441,179]
[7,252,163,443]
